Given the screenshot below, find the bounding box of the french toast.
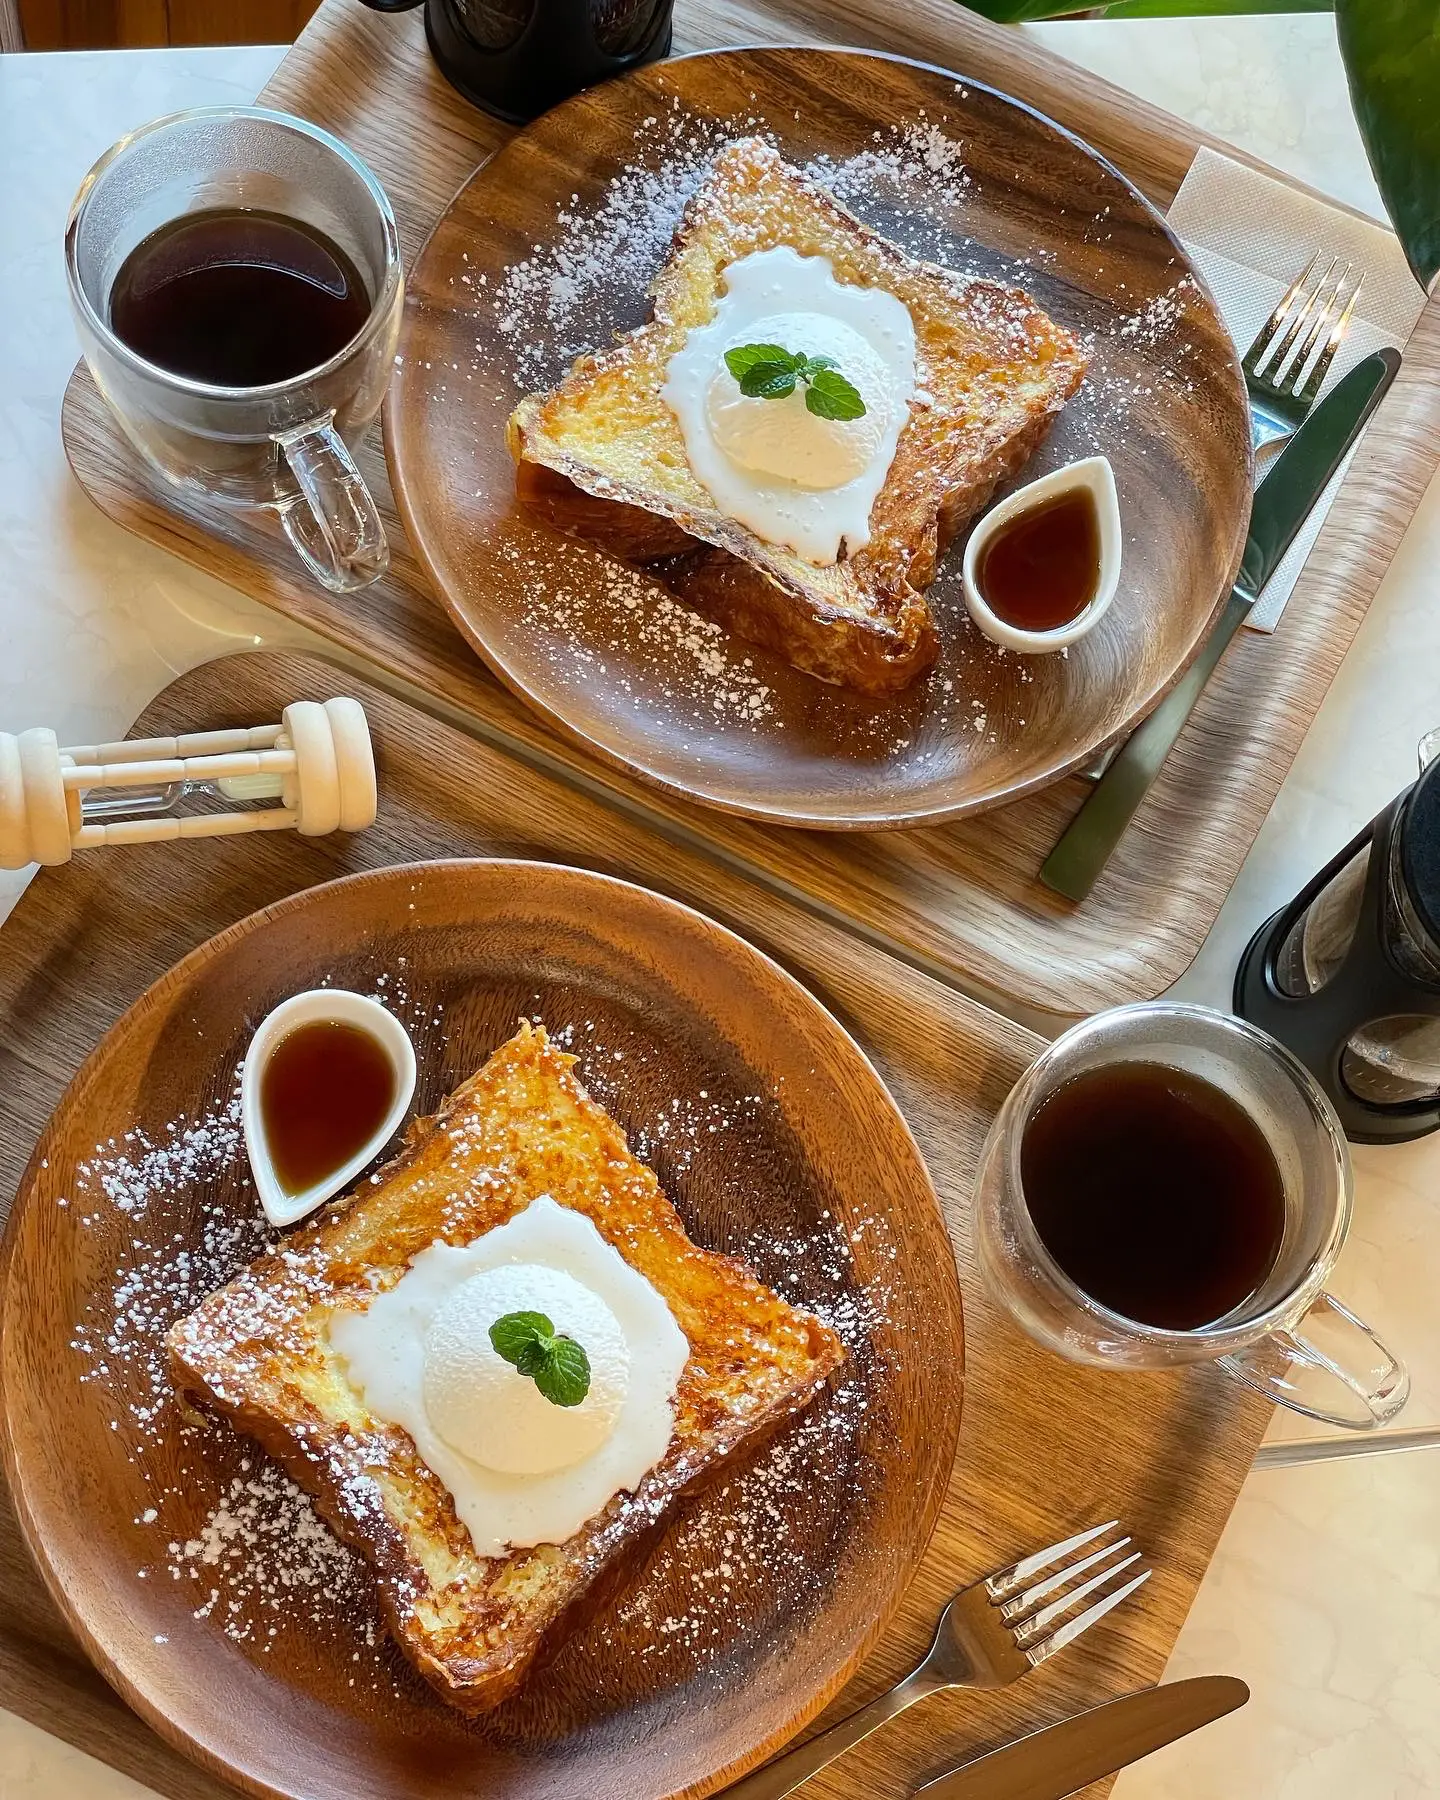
[167,1021,845,1713]
[508,138,1089,696]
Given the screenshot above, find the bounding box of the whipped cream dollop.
[661,246,917,565]
[329,1196,689,1556]
[423,1263,628,1476]
[704,314,891,490]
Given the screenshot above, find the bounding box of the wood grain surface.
[0,652,1272,1800]
[390,47,1251,828]
[17,0,318,50]
[58,0,1440,1021]
[3,860,962,1799]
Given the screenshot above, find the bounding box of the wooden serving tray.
[60,0,1440,1026]
[0,651,1268,1800]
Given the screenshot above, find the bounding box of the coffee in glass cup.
[66,106,403,593]
[975,1001,1409,1429]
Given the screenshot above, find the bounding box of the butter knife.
[911,1675,1249,1800]
[1040,347,1402,903]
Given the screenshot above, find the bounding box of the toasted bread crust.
[167,1023,845,1713]
[508,138,1088,696]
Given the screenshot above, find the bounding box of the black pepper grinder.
[1235,731,1440,1144]
[359,0,673,124]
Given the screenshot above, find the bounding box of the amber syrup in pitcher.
[259,1019,396,1198]
[977,488,1102,632]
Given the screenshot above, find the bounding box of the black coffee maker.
[1236,732,1440,1144]
[360,0,673,123]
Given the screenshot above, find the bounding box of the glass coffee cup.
[66,106,403,593]
[975,1002,1409,1429]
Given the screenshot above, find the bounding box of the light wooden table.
[1,17,1438,1799]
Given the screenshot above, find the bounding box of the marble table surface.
[1,15,1437,1799]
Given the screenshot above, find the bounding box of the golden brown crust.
[166,1022,845,1713]
[655,544,940,696]
[508,138,1088,697]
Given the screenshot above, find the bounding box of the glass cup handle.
[1219,1290,1410,1430]
[273,413,389,593]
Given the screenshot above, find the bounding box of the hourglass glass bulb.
[0,698,376,869]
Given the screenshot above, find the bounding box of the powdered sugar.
[469,90,1210,779]
[62,995,901,1701]
[75,1101,243,1220]
[545,1012,901,1671]
[168,1459,376,1653]
[498,541,775,729]
[495,107,719,389]
[70,1078,273,1443]
[491,109,978,391]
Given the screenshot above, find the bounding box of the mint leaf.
[489,1310,553,1365]
[738,361,798,400]
[533,1336,592,1408]
[724,342,867,418]
[488,1309,591,1407]
[724,343,795,382]
[805,367,867,421]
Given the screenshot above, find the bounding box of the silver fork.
[1073,253,1367,788]
[723,1521,1151,1800]
[1244,251,1364,453]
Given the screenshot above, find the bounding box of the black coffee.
[1020,1061,1286,1332]
[108,207,370,387]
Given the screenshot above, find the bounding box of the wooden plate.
[387,46,1251,829]
[0,860,961,1800]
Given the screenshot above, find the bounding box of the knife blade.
[1040,346,1402,903]
[910,1675,1249,1800]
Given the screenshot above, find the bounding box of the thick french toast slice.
[508,138,1088,696]
[167,1022,845,1713]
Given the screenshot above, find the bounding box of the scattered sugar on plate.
[465,90,1211,775]
[62,998,899,1698]
[168,1458,376,1653]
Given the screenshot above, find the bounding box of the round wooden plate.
[0,861,962,1800]
[388,46,1251,829]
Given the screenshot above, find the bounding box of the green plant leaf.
[1102,1,1329,15]
[805,367,867,421]
[489,1310,552,1365]
[724,341,867,415]
[956,0,1121,18]
[739,362,799,399]
[1337,0,1440,290]
[489,1309,593,1406]
[513,1337,550,1379]
[959,0,1327,15]
[724,343,796,382]
[532,1336,592,1408]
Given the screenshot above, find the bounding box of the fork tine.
[1012,1550,1144,1645]
[998,1535,1132,1621]
[985,1520,1120,1601]
[1242,251,1321,377]
[1294,273,1363,408]
[1276,261,1352,395]
[1266,256,1339,379]
[1023,1568,1153,1668]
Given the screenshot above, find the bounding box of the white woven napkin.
[1166,147,1426,632]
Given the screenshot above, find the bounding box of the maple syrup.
[259,1019,397,1198]
[977,487,1101,633]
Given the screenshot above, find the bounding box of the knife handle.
[722,1669,940,1800]
[1039,590,1251,902]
